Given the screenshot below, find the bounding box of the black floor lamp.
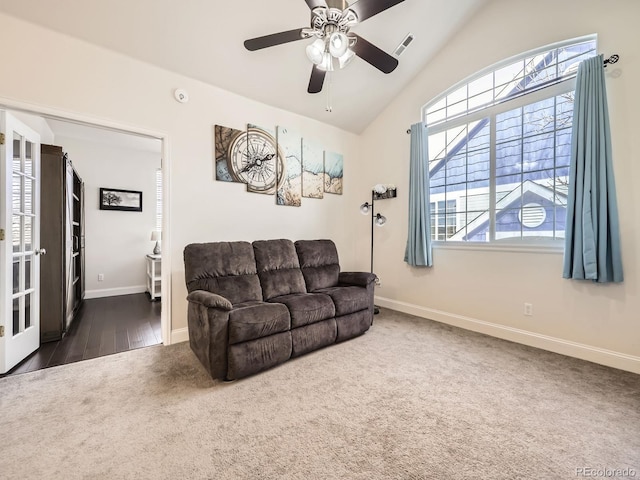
[360,185,397,315]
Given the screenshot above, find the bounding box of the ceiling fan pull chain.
[325,70,333,112]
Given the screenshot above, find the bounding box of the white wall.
[12,111,54,144]
[55,135,161,298]
[0,12,360,340]
[359,0,640,372]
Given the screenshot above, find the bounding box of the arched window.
[423,36,596,243]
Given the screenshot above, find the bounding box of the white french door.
[0,111,41,374]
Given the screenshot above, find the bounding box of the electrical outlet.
[524,303,533,316]
[98,274,104,282]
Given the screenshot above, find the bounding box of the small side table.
[146,254,161,301]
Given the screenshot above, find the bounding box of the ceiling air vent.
[394,34,414,57]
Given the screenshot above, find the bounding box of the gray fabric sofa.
[183,239,376,380]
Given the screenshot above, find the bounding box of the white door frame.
[0,96,173,347]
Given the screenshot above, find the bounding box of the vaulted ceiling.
[0,0,486,133]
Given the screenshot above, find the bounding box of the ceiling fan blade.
[351,34,398,73]
[347,0,405,22]
[305,0,327,9]
[308,66,326,94]
[244,28,306,51]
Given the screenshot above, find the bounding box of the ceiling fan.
[244,0,406,94]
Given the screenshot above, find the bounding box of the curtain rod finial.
[604,54,619,66]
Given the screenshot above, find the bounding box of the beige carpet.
[1,308,639,480]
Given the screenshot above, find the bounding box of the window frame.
[421,35,597,252]
[155,168,163,233]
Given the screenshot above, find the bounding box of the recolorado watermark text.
[576,467,637,478]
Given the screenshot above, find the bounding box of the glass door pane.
[10,130,34,337]
[12,298,20,338]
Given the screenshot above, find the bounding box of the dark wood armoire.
[40,144,85,342]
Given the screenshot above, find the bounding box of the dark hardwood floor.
[4,293,161,377]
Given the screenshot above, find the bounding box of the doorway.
[1,106,169,376]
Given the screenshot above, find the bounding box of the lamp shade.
[150,230,161,241]
[337,49,355,69]
[375,214,387,227]
[360,202,371,214]
[329,32,349,58]
[305,38,326,65]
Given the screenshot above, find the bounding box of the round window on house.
[519,203,546,228]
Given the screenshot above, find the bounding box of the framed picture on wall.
[99,188,143,212]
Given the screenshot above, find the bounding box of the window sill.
[432,241,564,255]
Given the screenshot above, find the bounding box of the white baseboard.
[375,296,640,375]
[170,327,189,345]
[85,285,147,299]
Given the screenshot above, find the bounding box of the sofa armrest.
[186,290,233,311]
[186,290,233,380]
[338,272,377,287]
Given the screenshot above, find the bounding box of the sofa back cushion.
[253,239,307,300]
[184,241,263,304]
[295,239,340,291]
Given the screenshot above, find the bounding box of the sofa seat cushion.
[316,286,370,316]
[228,301,290,345]
[268,293,335,328]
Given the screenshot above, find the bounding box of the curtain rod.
[406,53,620,134]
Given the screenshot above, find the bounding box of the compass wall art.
[214,123,343,207]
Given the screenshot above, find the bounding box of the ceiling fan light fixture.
[244,0,406,96]
[306,38,326,65]
[329,31,349,57]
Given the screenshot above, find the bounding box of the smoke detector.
[174,89,189,103]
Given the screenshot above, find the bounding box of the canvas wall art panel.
[276,127,302,207]
[232,124,281,195]
[324,151,344,195]
[301,139,324,199]
[214,125,245,183]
